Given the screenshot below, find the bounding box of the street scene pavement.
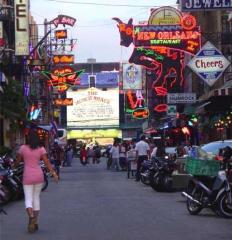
[1,158,231,240]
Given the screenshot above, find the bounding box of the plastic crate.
[185,157,220,176]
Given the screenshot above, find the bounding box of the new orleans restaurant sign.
[181,0,232,11]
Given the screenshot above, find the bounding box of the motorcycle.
[140,159,153,185]
[182,159,232,218]
[149,156,177,192]
[40,161,50,191]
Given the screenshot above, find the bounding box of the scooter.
[182,160,232,218]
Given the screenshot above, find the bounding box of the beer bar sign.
[181,0,232,11]
[188,41,230,86]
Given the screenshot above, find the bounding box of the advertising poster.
[67,88,119,127]
[123,64,142,90]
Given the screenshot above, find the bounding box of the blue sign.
[188,41,231,86]
[80,72,119,88]
[181,0,232,11]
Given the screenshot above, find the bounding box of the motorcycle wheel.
[186,182,203,215]
[218,191,232,218]
[163,175,173,192]
[42,174,49,192]
[0,185,12,203]
[150,173,163,192]
[140,170,150,186]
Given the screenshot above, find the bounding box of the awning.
[214,80,232,96]
[144,127,157,134]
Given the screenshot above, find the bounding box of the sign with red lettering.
[188,41,231,86]
[51,15,76,27]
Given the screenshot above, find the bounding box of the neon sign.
[132,108,149,119]
[53,98,73,106]
[154,104,168,113]
[51,15,76,27]
[133,25,200,54]
[41,67,84,93]
[53,55,74,64]
[55,30,67,39]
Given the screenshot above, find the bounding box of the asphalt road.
[0,158,231,240]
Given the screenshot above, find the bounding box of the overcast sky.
[30,0,177,63]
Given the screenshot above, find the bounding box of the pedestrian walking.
[51,141,63,179]
[94,145,101,164]
[14,129,59,233]
[66,144,73,166]
[110,140,120,171]
[135,135,150,181]
[119,141,128,170]
[80,145,87,165]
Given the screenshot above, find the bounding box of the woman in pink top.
[15,129,59,233]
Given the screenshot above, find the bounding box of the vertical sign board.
[0,21,3,38]
[14,0,29,55]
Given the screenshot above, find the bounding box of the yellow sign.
[148,6,182,25]
[67,129,122,139]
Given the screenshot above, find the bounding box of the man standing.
[135,135,150,181]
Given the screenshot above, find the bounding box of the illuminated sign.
[51,15,76,27]
[123,64,142,90]
[41,67,84,93]
[154,104,168,112]
[148,6,182,25]
[188,41,231,86]
[55,30,67,39]
[126,90,146,111]
[132,108,149,119]
[133,25,200,54]
[14,0,29,55]
[67,129,122,139]
[181,0,232,12]
[67,88,119,128]
[53,98,73,106]
[28,104,42,120]
[53,55,74,64]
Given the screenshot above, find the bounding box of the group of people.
[79,144,101,165]
[50,142,74,178]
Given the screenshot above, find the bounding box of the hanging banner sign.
[14,0,29,55]
[188,41,231,86]
[53,98,73,106]
[55,30,68,39]
[53,55,74,64]
[181,0,232,12]
[167,93,196,104]
[133,25,201,54]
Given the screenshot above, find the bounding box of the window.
[89,75,96,88]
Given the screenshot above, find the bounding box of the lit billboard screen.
[67,88,119,128]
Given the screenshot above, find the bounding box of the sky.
[30,0,177,63]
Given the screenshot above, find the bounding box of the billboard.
[14,0,29,55]
[67,88,119,128]
[122,64,142,90]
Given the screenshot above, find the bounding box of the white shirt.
[135,140,150,156]
[110,145,119,158]
[151,147,157,157]
[119,145,126,158]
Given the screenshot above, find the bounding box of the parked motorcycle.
[140,160,153,185]
[182,158,232,218]
[149,156,177,192]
